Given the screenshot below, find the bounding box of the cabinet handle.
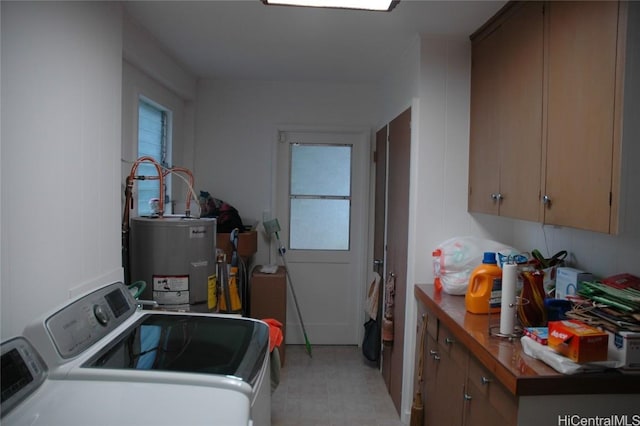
[445,337,455,345]
[463,393,473,401]
[481,376,492,385]
[433,354,441,361]
[491,193,504,202]
[542,195,552,206]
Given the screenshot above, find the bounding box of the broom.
[410,313,428,426]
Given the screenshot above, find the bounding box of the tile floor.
[271,345,405,426]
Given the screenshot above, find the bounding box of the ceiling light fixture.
[262,0,399,12]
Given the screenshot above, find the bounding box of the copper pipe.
[128,156,165,216]
[163,166,195,216]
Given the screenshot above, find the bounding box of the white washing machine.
[1,282,271,426]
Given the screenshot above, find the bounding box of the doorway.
[275,127,370,345]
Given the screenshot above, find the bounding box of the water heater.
[129,216,216,308]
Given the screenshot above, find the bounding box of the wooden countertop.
[415,284,640,396]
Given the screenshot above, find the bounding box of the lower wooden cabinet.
[464,354,517,426]
[415,308,517,426]
[415,284,640,426]
[427,323,467,425]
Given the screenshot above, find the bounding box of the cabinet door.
[463,354,517,426]
[497,1,544,221]
[433,326,467,426]
[423,331,446,426]
[469,25,501,215]
[544,1,622,233]
[469,2,544,220]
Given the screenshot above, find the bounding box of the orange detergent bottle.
[465,252,502,314]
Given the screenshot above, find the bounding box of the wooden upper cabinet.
[469,25,501,216]
[469,2,544,221]
[469,0,627,234]
[497,2,544,221]
[543,1,625,233]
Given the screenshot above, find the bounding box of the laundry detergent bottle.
[465,252,502,314]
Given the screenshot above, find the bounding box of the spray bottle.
[432,249,443,292]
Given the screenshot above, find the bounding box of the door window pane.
[291,145,351,196]
[289,143,352,250]
[290,199,350,250]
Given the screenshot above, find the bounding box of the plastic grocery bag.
[434,236,519,295]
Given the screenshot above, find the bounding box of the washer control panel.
[45,282,137,359]
[1,337,47,418]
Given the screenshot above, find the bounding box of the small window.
[137,98,171,216]
[289,143,352,250]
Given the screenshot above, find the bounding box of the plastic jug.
[465,252,502,314]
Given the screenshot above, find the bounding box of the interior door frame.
[401,99,420,423]
[371,124,388,368]
[375,99,420,424]
[270,124,372,344]
[383,107,412,414]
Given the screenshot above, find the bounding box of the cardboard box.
[524,327,549,345]
[606,330,640,370]
[548,320,609,363]
[216,230,257,261]
[250,266,287,366]
[555,267,593,299]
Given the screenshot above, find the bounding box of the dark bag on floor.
[362,318,381,362]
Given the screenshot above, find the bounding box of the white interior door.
[275,128,370,345]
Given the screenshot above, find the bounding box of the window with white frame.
[288,143,352,250]
[137,98,171,216]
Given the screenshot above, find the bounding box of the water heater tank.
[129,216,216,308]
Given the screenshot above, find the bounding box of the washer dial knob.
[93,304,109,326]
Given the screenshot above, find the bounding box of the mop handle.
[275,237,312,356]
[278,243,308,335]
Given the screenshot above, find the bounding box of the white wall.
[378,35,421,127]
[412,37,509,283]
[392,35,510,423]
[1,2,124,339]
[194,79,383,267]
[122,14,196,102]
[121,15,198,217]
[378,33,510,286]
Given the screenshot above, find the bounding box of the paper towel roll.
[499,263,518,335]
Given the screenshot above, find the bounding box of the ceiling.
[123,0,507,84]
